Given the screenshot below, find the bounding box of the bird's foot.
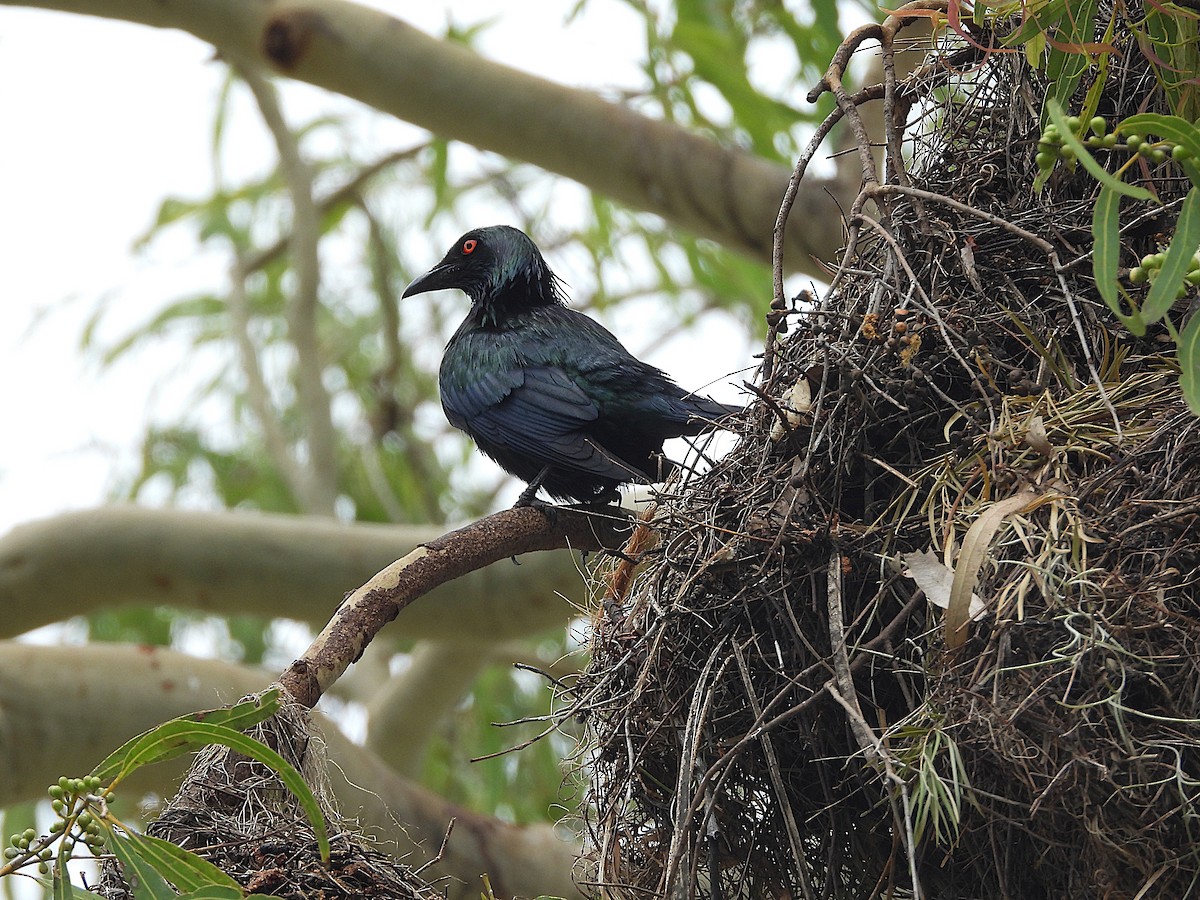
[513,467,553,508]
[513,486,542,508]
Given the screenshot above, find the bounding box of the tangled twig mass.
[576,6,1200,898]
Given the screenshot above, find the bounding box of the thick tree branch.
[0,642,582,899]
[0,507,591,641]
[0,0,846,274]
[279,505,626,707]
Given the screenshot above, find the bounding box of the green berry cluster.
[1036,115,1193,174]
[2,775,112,877]
[1129,251,1200,298]
[3,828,53,874]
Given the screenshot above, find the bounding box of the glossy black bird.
[402,225,740,505]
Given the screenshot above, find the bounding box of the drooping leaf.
[1092,183,1146,333]
[116,832,241,893]
[1179,313,1200,415]
[51,863,78,899]
[92,690,281,782]
[1142,185,1200,324]
[1118,113,1200,161]
[102,824,178,900]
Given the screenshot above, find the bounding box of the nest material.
[93,701,440,900]
[577,13,1200,900]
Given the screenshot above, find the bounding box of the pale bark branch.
[0,0,846,274]
[236,58,339,516]
[0,507,590,642]
[228,261,310,500]
[0,642,583,899]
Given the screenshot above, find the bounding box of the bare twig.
[732,642,816,900]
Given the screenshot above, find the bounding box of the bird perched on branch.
[403,225,740,505]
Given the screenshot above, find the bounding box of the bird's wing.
[442,366,646,482]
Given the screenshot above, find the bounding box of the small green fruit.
[1127,135,1143,151]
[1090,116,1107,135]
[1174,144,1193,161]
[1103,133,1118,148]
[1130,267,1148,284]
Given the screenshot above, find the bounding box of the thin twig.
[732,641,817,900]
[242,145,426,275]
[867,182,1121,437]
[236,59,338,515]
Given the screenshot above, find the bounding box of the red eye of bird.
[462,239,478,255]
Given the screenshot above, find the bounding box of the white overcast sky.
[0,2,760,535]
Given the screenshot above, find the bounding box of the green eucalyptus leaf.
[91,690,281,782]
[1179,314,1200,415]
[52,863,78,899]
[1092,184,1145,334]
[1118,114,1200,161]
[119,832,240,892]
[102,825,178,900]
[1142,186,1200,325]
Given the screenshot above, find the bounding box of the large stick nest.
[575,8,1200,899]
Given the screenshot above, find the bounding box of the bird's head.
[402,226,566,323]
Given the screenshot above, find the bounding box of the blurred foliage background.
[1,0,869,863]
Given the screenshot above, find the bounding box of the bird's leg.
[513,467,552,508]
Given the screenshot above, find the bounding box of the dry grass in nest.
[573,11,1200,899]
[93,702,440,900]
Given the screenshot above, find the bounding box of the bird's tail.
[678,396,742,434]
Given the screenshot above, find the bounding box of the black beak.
[402,263,459,298]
